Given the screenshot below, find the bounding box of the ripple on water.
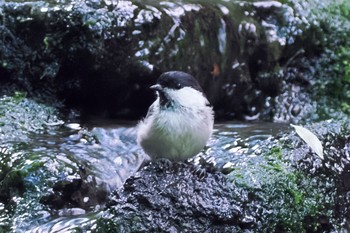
[6,121,289,232]
[5,124,145,232]
[29,212,100,233]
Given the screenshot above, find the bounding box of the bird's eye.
[176,83,182,89]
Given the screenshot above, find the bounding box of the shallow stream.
[7,120,289,232]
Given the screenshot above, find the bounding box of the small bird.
[137,71,214,161]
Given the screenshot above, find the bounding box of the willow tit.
[137,71,214,161]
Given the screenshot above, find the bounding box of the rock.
[1,0,343,121]
[95,120,350,232]
[40,166,108,210]
[284,120,350,229]
[97,162,254,232]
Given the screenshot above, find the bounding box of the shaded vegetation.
[305,0,350,121]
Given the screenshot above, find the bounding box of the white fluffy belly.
[137,108,213,161]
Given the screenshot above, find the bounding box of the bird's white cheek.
[167,87,208,108]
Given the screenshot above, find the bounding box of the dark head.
[152,71,203,93]
[150,71,205,108]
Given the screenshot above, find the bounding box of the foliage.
[309,0,350,119]
[337,46,350,114]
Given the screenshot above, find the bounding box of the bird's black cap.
[157,71,203,93]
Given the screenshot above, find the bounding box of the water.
[205,122,289,168]
[7,120,288,232]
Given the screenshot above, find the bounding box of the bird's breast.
[137,102,214,161]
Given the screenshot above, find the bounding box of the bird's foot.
[190,164,207,180]
[154,158,174,172]
[188,156,217,180]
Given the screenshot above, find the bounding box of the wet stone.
[1,0,341,122]
[285,120,350,229]
[39,166,109,211]
[98,162,254,232]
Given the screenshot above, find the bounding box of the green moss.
[229,145,333,232]
[304,0,350,120]
[0,92,63,141]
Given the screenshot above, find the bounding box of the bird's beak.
[150,84,162,92]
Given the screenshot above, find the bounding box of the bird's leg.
[189,163,207,179]
[188,156,217,179]
[155,158,174,171]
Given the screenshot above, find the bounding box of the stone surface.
[1,0,344,121]
[97,162,253,232]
